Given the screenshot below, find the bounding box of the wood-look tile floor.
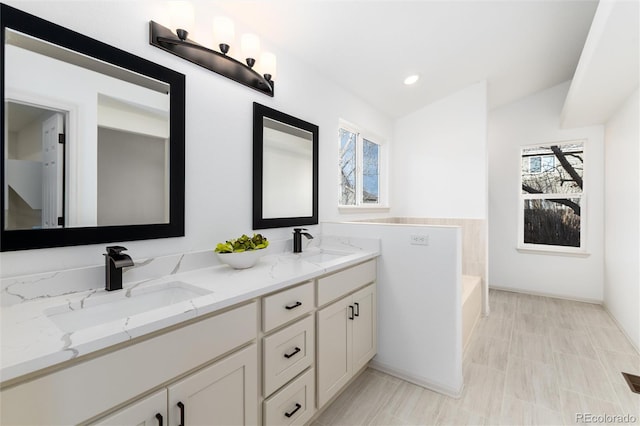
[313,289,640,425]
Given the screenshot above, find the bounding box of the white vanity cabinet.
[263,368,315,426]
[1,256,379,426]
[93,390,167,426]
[261,281,316,425]
[316,260,377,409]
[95,344,258,426]
[0,301,258,426]
[167,344,258,426]
[262,281,314,333]
[263,316,314,396]
[350,285,377,373]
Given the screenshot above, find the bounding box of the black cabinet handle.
[284,403,302,418]
[285,301,302,310]
[354,302,360,317]
[155,413,163,426]
[284,347,301,359]
[177,401,185,426]
[348,305,354,320]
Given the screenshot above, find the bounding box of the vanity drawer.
[317,259,376,307]
[263,315,314,396]
[263,281,314,332]
[263,368,315,426]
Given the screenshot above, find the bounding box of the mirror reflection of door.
[42,113,64,228]
[5,28,171,230]
[5,101,65,230]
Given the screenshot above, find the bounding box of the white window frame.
[338,120,388,210]
[517,139,588,256]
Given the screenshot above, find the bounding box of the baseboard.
[305,364,370,425]
[601,303,640,355]
[489,285,602,305]
[368,360,463,399]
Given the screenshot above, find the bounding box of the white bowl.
[216,250,264,269]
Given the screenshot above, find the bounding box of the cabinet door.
[168,344,258,426]
[93,389,167,426]
[352,284,377,372]
[316,296,352,408]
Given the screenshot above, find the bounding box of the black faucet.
[293,228,314,253]
[104,246,134,291]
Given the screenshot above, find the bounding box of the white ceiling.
[213,0,600,118]
[561,0,640,128]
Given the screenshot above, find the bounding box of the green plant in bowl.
[214,234,269,253]
[215,234,269,269]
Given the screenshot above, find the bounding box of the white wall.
[0,0,393,278]
[488,81,605,301]
[13,117,44,162]
[323,221,463,397]
[603,89,640,349]
[393,81,487,219]
[97,128,167,226]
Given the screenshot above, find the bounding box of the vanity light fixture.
[212,16,234,54]
[404,74,420,85]
[168,1,194,41]
[241,33,260,68]
[150,4,275,96]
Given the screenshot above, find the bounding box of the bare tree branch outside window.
[339,127,382,206]
[339,129,357,205]
[362,139,379,203]
[521,143,584,248]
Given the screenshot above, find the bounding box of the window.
[527,155,555,174]
[519,141,585,252]
[339,122,385,207]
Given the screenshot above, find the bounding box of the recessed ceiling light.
[404,74,419,85]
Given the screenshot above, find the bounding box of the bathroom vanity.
[0,240,379,425]
[0,5,377,425]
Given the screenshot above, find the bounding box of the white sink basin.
[45,281,211,333]
[301,249,351,264]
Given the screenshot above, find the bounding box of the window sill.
[516,246,591,258]
[338,205,390,214]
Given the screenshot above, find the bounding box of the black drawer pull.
[354,302,360,317]
[177,401,185,426]
[285,301,302,310]
[155,413,163,426]
[284,347,301,359]
[348,305,354,320]
[284,403,302,418]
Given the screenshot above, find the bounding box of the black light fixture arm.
[155,35,256,71]
[149,21,274,96]
[155,35,228,57]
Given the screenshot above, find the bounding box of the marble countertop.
[0,237,379,384]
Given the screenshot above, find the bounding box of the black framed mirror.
[253,103,318,229]
[1,3,185,251]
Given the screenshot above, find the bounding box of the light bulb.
[241,33,260,68]
[168,1,194,40]
[213,17,234,54]
[260,52,276,81]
